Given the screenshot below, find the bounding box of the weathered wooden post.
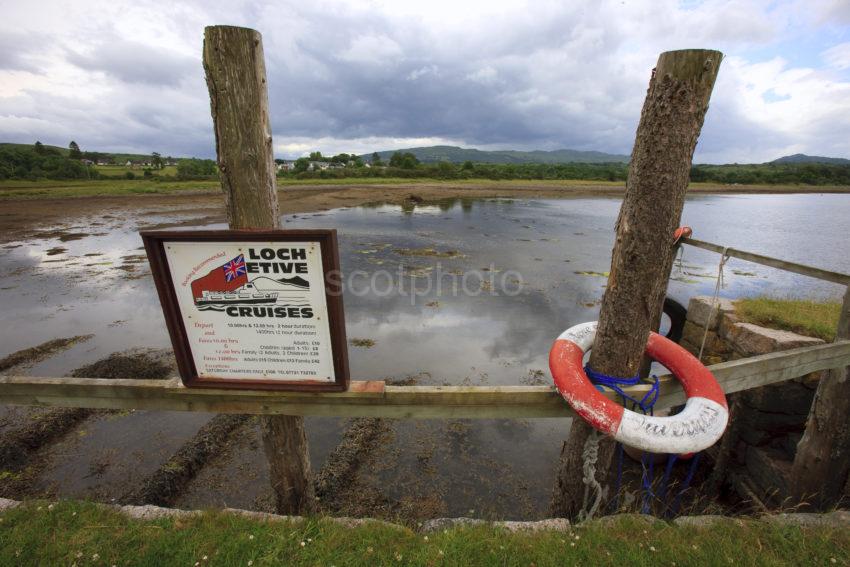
[202,25,316,514]
[550,49,723,519]
[790,287,850,508]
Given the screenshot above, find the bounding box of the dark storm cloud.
[2,0,849,161]
[260,5,642,152]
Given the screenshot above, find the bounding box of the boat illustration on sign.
[195,283,279,307]
[190,254,310,310]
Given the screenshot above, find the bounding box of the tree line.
[4,142,850,186]
[0,142,217,181]
[277,151,850,186]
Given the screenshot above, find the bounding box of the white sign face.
[163,240,335,382]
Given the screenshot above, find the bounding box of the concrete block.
[673,515,734,528]
[686,296,735,329]
[764,510,850,528]
[718,311,740,341]
[421,517,486,532]
[728,323,824,357]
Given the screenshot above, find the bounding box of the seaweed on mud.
[314,418,393,507]
[0,408,94,478]
[121,414,251,507]
[0,335,93,373]
[520,369,547,385]
[70,350,174,380]
[393,248,464,259]
[0,347,178,495]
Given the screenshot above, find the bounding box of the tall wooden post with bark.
[790,287,850,509]
[551,49,723,519]
[202,25,316,515]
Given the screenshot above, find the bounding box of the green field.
[94,164,179,177]
[0,179,219,199]
[1,500,847,566]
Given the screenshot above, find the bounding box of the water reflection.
[1,193,848,518]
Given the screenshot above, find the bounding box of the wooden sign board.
[141,229,349,391]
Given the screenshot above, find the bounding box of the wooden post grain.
[791,285,850,508]
[203,25,279,229]
[550,49,723,519]
[202,25,316,515]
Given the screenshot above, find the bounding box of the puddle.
[1,193,849,518]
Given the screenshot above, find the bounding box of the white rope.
[577,429,603,522]
[698,247,731,362]
[674,245,685,278]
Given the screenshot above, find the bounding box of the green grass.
[1,500,848,566]
[0,179,219,199]
[735,297,842,341]
[94,165,179,176]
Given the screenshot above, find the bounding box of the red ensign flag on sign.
[190,254,248,300]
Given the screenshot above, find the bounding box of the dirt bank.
[2,181,847,243]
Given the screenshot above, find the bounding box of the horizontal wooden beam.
[1,341,849,419]
[681,237,850,286]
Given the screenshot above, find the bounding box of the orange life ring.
[549,321,729,454]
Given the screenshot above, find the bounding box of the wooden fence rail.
[2,340,848,419]
[681,237,850,285]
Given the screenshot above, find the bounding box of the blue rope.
[671,452,702,515]
[641,451,655,514]
[585,365,660,514]
[585,365,704,517]
[658,453,679,503]
[584,366,660,414]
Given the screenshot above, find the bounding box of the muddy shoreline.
[2,188,849,521]
[2,181,849,243]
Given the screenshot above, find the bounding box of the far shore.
[1,179,848,239]
[1,177,849,204]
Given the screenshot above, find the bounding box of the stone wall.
[681,296,823,507]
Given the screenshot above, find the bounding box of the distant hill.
[362,145,630,164]
[0,142,69,156]
[770,154,850,165]
[0,142,178,163]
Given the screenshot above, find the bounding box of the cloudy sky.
[1,0,849,163]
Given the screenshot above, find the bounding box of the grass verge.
[1,500,848,566]
[0,179,220,199]
[735,297,842,342]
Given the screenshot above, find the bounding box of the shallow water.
[1,193,848,518]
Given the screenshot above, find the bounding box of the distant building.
[276,160,297,171]
[308,161,330,171]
